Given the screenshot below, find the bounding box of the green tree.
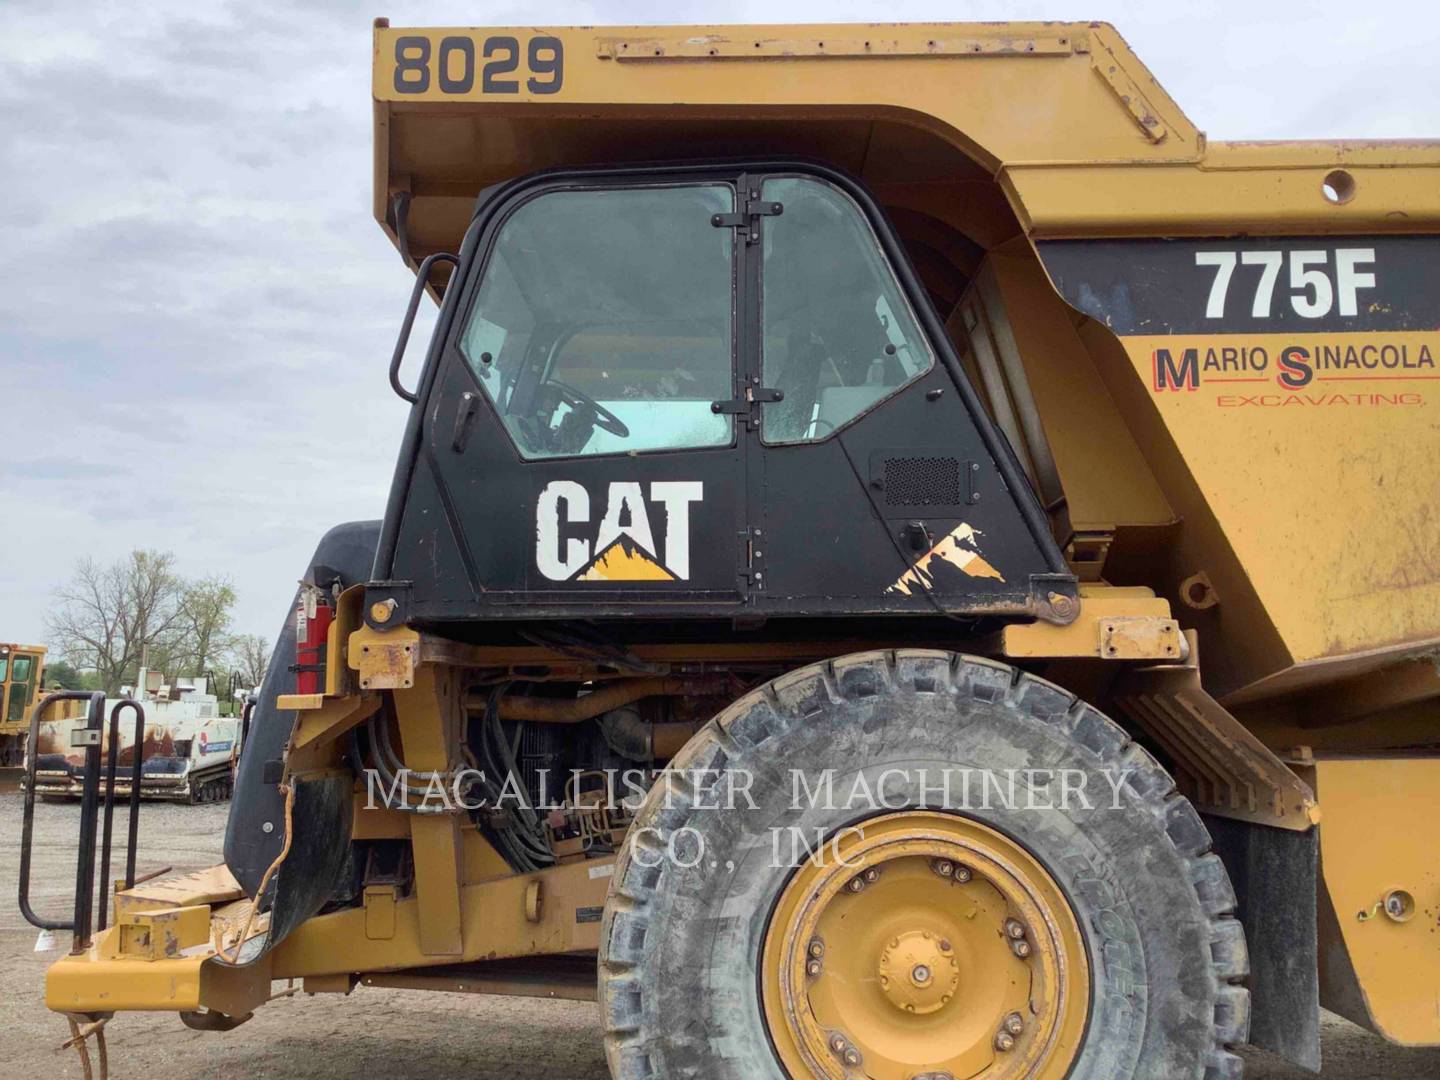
[47,553,245,693]
[47,550,186,694]
[228,634,271,691]
[41,658,85,690]
[176,576,237,677]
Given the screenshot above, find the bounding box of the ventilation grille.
[883,456,962,507]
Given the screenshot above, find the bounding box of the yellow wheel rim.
[761,812,1089,1079]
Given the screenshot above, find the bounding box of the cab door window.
[7,654,36,722]
[759,176,935,443]
[459,184,736,459]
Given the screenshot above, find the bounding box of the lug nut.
[828,1032,863,1067]
[1013,940,1032,959]
[847,876,866,893]
[954,864,972,883]
[863,867,881,884]
[995,1031,1016,1053]
[1004,1012,1025,1036]
[933,858,955,877]
[806,960,823,978]
[1005,919,1026,940]
[808,938,825,958]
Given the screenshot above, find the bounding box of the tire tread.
[600,650,1250,1078]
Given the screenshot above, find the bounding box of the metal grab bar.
[96,700,145,932]
[389,250,459,403]
[18,690,103,934]
[18,690,147,952]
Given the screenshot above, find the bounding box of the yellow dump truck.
[33,20,1440,1080]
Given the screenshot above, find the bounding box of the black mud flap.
[1204,815,1321,1073]
[222,519,380,958]
[265,773,354,945]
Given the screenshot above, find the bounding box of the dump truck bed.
[372,19,1440,262]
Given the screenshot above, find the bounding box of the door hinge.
[738,529,765,591]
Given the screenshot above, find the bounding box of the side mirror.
[389,251,459,403]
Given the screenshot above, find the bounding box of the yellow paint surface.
[1314,758,1440,1045]
[1120,331,1440,661]
[577,539,676,581]
[374,22,1440,245]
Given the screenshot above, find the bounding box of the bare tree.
[47,550,186,694]
[229,633,271,691]
[176,575,237,677]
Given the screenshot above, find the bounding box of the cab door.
[746,173,1070,617]
[402,177,749,618]
[3,650,39,726]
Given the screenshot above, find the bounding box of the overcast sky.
[2,0,1437,655]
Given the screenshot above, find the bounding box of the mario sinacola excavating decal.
[536,480,703,582]
[1039,237,1439,408]
[887,523,1005,596]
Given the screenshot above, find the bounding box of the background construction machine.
[2,642,49,768]
[29,19,1440,1080]
[27,672,241,803]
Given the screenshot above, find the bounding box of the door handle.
[450,392,480,452]
[711,387,784,414]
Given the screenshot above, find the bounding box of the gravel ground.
[3,790,1438,1079]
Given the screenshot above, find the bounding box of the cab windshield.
[459,183,735,459]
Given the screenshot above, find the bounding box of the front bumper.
[47,934,270,1015]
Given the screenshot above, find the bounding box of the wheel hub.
[877,929,957,1015]
[761,812,1090,1080]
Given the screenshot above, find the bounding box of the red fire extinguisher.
[293,584,335,696]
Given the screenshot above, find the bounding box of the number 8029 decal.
[393,35,563,96]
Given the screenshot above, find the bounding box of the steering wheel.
[549,380,630,438]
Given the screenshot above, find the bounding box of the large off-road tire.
[599,651,1248,1079]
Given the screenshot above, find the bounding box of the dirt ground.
[3,791,1439,1079]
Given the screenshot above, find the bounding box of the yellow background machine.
[1,643,48,766]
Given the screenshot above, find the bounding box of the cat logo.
[536,481,703,583]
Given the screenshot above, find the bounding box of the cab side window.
[459,184,736,459]
[759,176,935,443]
